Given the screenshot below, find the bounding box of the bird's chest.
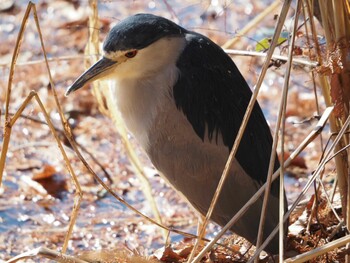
[111,74,224,177]
[110,69,177,149]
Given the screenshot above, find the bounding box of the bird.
[66,13,286,254]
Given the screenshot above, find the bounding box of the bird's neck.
[110,65,179,148]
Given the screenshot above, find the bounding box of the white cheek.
[110,57,143,78]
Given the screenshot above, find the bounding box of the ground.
[0,1,344,262]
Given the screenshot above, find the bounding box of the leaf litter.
[0,1,345,262]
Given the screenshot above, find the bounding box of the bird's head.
[65,14,187,96]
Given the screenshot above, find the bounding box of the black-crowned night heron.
[66,14,285,254]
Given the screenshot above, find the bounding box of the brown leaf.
[283,152,308,169]
[230,244,241,253]
[160,246,183,262]
[177,245,193,258]
[32,165,68,198]
[32,165,56,180]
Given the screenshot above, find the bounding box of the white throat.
[108,37,186,148]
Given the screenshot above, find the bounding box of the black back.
[173,32,280,188]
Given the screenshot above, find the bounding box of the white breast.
[109,65,179,148]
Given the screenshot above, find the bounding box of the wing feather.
[173,32,279,188]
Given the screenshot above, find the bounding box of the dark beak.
[65,57,116,96]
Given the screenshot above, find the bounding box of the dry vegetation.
[1,0,350,262]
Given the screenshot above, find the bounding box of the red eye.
[125,50,138,58]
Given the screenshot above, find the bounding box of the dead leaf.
[160,246,183,262]
[32,165,68,198]
[283,152,308,169]
[32,164,56,180]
